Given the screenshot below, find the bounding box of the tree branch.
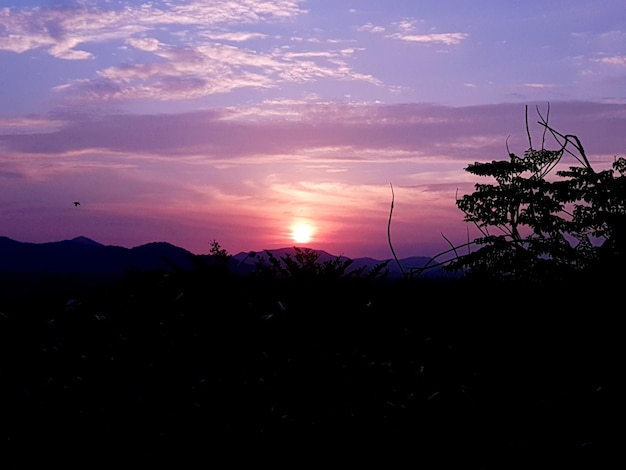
[387,183,406,279]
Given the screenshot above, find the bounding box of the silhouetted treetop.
[428,103,626,282]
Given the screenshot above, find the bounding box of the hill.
[0,236,443,279]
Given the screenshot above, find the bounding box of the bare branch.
[387,183,406,279]
[541,102,549,149]
[525,105,532,149]
[535,107,594,171]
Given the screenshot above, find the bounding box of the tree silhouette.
[253,246,389,282]
[427,104,626,282]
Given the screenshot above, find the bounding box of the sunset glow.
[291,224,314,245]
[1,1,625,259]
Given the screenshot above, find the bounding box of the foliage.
[208,239,231,265]
[5,263,620,466]
[432,104,626,281]
[253,246,390,283]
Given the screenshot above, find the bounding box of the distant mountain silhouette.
[0,236,196,274]
[0,236,449,280]
[229,247,448,279]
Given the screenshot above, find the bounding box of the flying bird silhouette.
[73,201,80,207]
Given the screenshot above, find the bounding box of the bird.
[73,201,80,207]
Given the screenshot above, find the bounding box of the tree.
[432,104,626,282]
[208,239,231,267]
[253,247,390,282]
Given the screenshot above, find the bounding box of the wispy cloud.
[593,55,626,65]
[387,32,468,45]
[356,23,385,34]
[384,18,468,45]
[0,0,306,57]
[200,31,270,42]
[0,0,388,104]
[3,101,625,164]
[1,1,345,102]
[523,83,555,89]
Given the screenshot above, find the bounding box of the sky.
[1,0,626,260]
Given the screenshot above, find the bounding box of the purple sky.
[1,1,626,259]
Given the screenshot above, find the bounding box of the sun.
[291,224,313,244]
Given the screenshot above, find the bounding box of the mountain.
[0,236,450,281]
[229,247,449,280]
[0,236,197,274]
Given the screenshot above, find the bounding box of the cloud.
[0,6,149,58]
[523,83,554,89]
[356,23,385,34]
[357,17,467,46]
[387,32,468,46]
[0,116,64,135]
[3,101,625,166]
[0,1,305,58]
[52,37,381,103]
[1,1,388,104]
[593,55,626,65]
[125,37,161,52]
[200,31,270,42]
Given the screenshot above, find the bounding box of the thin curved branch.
[410,231,472,279]
[535,107,594,171]
[387,183,406,279]
[441,232,461,264]
[532,102,551,150]
[506,135,512,159]
[525,105,532,149]
[418,239,479,270]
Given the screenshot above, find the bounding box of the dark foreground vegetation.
[2,106,623,467]
[1,260,622,468]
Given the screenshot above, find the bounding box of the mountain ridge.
[0,235,447,280]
